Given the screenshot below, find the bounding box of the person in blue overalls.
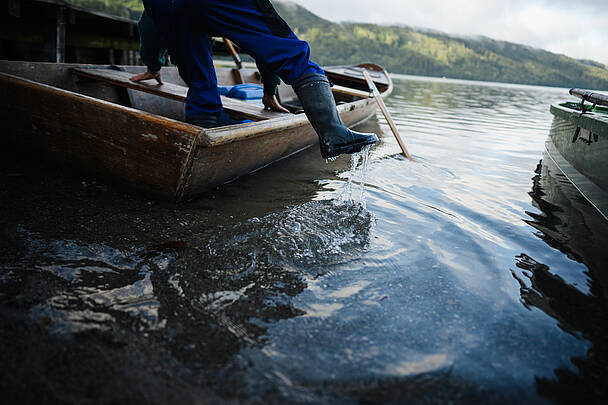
[129,0,377,159]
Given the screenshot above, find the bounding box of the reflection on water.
[27,236,169,337]
[518,160,608,404]
[1,76,607,404]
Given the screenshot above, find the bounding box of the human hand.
[129,70,163,85]
[262,94,290,113]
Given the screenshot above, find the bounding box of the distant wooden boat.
[0,60,391,201]
[546,89,608,220]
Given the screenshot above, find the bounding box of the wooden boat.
[0,60,392,201]
[546,89,608,220]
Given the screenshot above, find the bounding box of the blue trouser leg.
[182,36,223,118]
[143,0,324,118]
[189,0,325,84]
[143,0,222,118]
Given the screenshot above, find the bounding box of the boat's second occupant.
[131,0,378,159]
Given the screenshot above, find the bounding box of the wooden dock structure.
[1,0,140,64]
[1,0,250,66]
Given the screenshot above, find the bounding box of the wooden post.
[68,9,76,25]
[8,0,21,17]
[56,6,66,63]
[109,48,115,65]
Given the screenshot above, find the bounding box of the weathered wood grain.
[184,98,377,196]
[0,71,201,198]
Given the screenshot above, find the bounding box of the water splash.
[339,145,372,205]
[358,145,372,202]
[150,199,377,349]
[204,199,375,271]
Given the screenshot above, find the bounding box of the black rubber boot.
[293,74,378,159]
[186,114,218,128]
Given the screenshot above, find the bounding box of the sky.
[289,0,608,65]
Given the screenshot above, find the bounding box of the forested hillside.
[64,0,608,90]
[272,2,608,89]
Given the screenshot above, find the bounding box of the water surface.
[1,75,607,404]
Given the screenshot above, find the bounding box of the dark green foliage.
[272,2,608,90]
[65,0,608,90]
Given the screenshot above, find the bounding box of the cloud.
[286,0,608,65]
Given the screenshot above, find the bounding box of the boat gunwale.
[203,96,376,147]
[0,70,203,136]
[550,103,608,137]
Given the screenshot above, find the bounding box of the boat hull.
[0,71,199,200]
[546,103,608,219]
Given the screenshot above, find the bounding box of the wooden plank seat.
[71,67,287,122]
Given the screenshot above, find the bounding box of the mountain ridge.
[64,0,608,90]
[272,1,608,90]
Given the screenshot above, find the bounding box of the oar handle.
[223,38,244,84]
[570,88,608,107]
[362,70,413,160]
[223,38,243,70]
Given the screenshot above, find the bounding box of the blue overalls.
[142,0,325,119]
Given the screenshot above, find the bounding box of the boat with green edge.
[546,89,608,220]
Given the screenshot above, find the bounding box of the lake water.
[1,75,607,404]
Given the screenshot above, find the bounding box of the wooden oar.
[362,70,413,160]
[223,38,244,84]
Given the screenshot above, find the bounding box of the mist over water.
[1,75,607,404]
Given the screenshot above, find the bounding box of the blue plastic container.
[218,84,264,100]
[217,84,265,126]
[228,84,264,100]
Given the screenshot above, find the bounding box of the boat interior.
[0,60,382,127]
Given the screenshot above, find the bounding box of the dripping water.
[338,145,371,205]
